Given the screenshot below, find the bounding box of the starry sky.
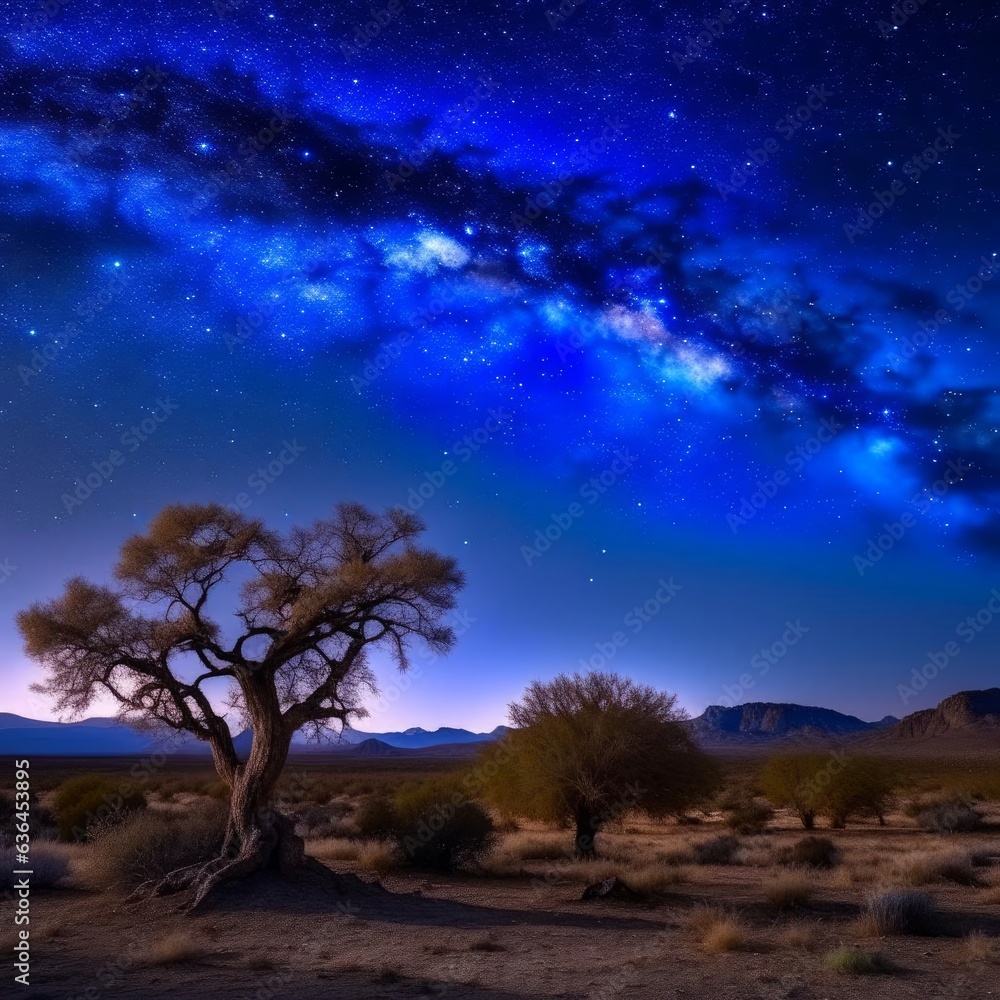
[1,0,998,733]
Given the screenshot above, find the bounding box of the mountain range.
[0,713,509,757]
[1,688,998,756]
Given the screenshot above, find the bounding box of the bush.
[693,834,740,865]
[53,775,147,842]
[766,875,812,910]
[690,906,748,953]
[914,799,982,833]
[354,794,399,841]
[824,947,895,975]
[863,890,938,936]
[778,836,837,869]
[82,800,227,891]
[897,850,976,886]
[392,778,496,872]
[719,788,774,834]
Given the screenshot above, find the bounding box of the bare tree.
[17,502,463,907]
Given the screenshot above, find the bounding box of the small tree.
[759,753,829,829]
[17,502,463,908]
[481,672,721,857]
[820,757,895,828]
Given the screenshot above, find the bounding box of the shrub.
[53,775,147,842]
[354,794,399,841]
[308,837,360,861]
[824,947,895,975]
[720,789,774,834]
[626,863,688,893]
[690,906,748,953]
[392,777,496,872]
[495,832,568,862]
[693,834,740,865]
[0,842,72,889]
[761,754,895,829]
[356,840,401,875]
[778,836,837,869]
[863,890,937,936]
[914,799,982,833]
[897,850,976,886]
[295,803,355,839]
[82,800,227,892]
[959,932,999,963]
[766,875,812,910]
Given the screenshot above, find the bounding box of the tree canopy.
[481,671,721,856]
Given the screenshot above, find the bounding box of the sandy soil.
[9,845,1000,1000]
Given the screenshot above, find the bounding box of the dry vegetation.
[6,753,1000,999]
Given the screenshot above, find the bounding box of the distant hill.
[887,688,1000,739]
[0,714,508,756]
[686,702,897,744]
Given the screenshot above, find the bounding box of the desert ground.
[4,752,1000,1000]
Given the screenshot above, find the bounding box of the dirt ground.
[9,822,1000,1000]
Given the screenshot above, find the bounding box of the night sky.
[1,0,998,732]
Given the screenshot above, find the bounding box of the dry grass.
[978,886,1000,905]
[494,831,569,863]
[896,850,976,886]
[690,905,748,953]
[139,932,206,966]
[824,946,895,975]
[308,837,361,862]
[860,890,938,936]
[557,859,620,883]
[356,840,401,875]
[625,863,689,894]
[778,922,819,951]
[656,844,696,865]
[958,932,999,963]
[765,875,813,910]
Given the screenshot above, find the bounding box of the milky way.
[1,1,998,724]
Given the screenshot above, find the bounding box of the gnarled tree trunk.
[153,678,306,910]
[574,806,598,860]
